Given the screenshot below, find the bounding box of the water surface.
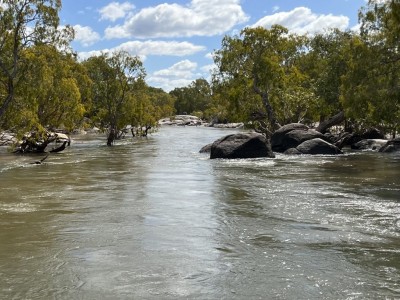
[1,126,399,299]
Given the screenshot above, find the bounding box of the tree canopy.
[1,0,399,149]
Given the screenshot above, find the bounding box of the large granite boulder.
[208,133,275,159]
[271,123,326,152]
[379,138,400,153]
[296,138,343,155]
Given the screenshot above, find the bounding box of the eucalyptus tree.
[170,78,212,117]
[146,86,175,122]
[300,29,355,132]
[17,45,86,131]
[0,0,73,125]
[212,25,310,135]
[83,51,146,146]
[341,0,400,136]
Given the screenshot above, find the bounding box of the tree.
[15,45,85,131]
[213,25,309,135]
[170,78,212,117]
[83,51,146,146]
[300,29,355,132]
[341,0,400,136]
[146,86,175,121]
[0,0,73,125]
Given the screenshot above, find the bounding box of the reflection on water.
[0,126,399,299]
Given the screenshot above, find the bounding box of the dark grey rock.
[284,148,302,155]
[296,138,343,155]
[379,138,400,153]
[361,128,385,140]
[210,133,275,159]
[271,123,325,152]
[199,143,212,153]
[271,123,309,152]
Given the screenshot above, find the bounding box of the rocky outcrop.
[379,138,400,153]
[159,115,203,126]
[271,123,326,153]
[212,123,244,129]
[0,131,17,146]
[205,132,275,159]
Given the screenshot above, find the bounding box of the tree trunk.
[107,127,116,146]
[0,84,14,121]
[252,82,281,136]
[316,111,345,133]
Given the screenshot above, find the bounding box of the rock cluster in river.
[158,115,244,128]
[271,123,343,155]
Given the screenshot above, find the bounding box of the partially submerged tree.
[129,86,174,136]
[83,50,146,146]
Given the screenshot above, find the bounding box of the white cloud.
[77,50,109,61]
[77,40,206,61]
[118,40,206,58]
[154,60,197,78]
[252,7,349,35]
[200,63,216,74]
[148,60,201,91]
[104,25,132,40]
[205,52,214,59]
[105,0,249,39]
[351,23,361,33]
[272,6,279,12]
[99,1,135,22]
[147,76,194,92]
[73,25,101,47]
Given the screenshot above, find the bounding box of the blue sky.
[59,0,368,92]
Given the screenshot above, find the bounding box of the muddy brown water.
[1,126,399,299]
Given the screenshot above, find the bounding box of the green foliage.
[170,78,212,117]
[341,0,400,134]
[0,0,73,123]
[212,25,310,134]
[83,50,146,145]
[301,30,355,120]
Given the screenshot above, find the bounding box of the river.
[0,126,399,299]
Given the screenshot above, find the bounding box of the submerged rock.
[206,132,275,159]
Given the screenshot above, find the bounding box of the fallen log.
[316,111,345,134]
